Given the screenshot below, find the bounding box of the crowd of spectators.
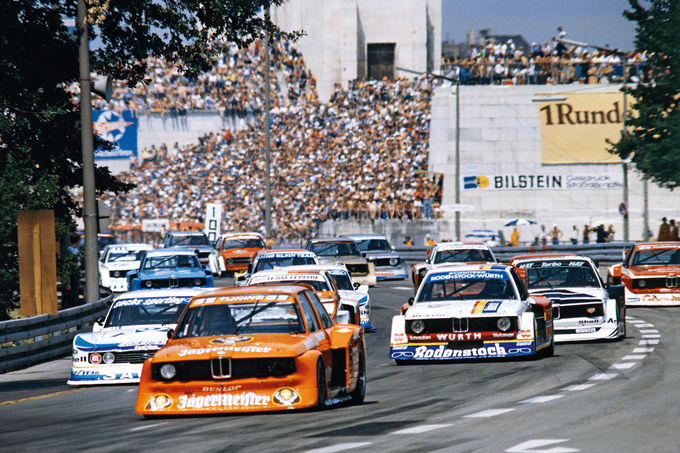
[440,36,648,86]
[103,42,437,244]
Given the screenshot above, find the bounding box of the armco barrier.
[395,241,633,268]
[0,295,112,372]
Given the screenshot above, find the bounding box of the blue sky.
[442,0,637,52]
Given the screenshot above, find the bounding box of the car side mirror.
[408,297,414,306]
[92,317,105,332]
[247,263,253,273]
[361,252,367,258]
[205,270,211,276]
[353,282,361,290]
[166,329,175,340]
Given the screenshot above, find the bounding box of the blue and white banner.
[93,109,138,159]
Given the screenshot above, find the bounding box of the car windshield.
[434,249,494,264]
[631,248,680,266]
[329,272,354,290]
[143,255,201,270]
[106,297,190,327]
[175,298,304,336]
[254,256,317,272]
[107,250,143,262]
[223,238,265,249]
[417,272,516,302]
[310,242,360,257]
[355,239,391,251]
[169,234,210,246]
[523,262,599,288]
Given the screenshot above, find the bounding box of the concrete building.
[271,0,441,102]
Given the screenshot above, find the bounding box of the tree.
[609,0,680,189]
[0,0,298,319]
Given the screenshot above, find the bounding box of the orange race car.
[136,285,366,416]
[215,232,267,276]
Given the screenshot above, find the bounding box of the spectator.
[582,224,591,244]
[62,233,82,309]
[510,227,520,247]
[670,219,679,241]
[425,233,436,247]
[595,224,609,243]
[606,224,616,242]
[549,224,563,245]
[529,236,540,251]
[403,236,413,246]
[570,225,579,245]
[658,217,671,241]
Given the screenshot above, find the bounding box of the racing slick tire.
[616,306,627,341]
[349,351,366,405]
[316,359,328,410]
[535,319,554,358]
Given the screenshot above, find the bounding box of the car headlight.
[410,319,425,334]
[389,258,399,266]
[160,364,176,380]
[227,258,233,265]
[144,280,153,288]
[497,317,511,332]
[194,278,203,286]
[638,279,646,288]
[102,352,115,364]
[112,270,122,278]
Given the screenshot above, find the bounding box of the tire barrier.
[0,295,113,372]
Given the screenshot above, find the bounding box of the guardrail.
[0,295,112,373]
[395,241,632,268]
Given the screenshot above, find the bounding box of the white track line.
[520,395,564,404]
[464,408,515,418]
[390,424,453,435]
[304,442,373,453]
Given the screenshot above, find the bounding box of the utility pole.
[264,7,272,238]
[454,76,460,241]
[77,0,99,303]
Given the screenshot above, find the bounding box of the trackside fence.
[395,241,633,268]
[0,295,112,373]
[0,242,631,373]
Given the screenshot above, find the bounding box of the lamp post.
[556,36,631,241]
[264,7,272,238]
[77,0,99,304]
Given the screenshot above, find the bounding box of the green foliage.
[0,0,296,319]
[610,0,680,189]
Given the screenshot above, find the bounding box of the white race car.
[245,268,358,325]
[98,243,153,293]
[390,264,554,363]
[67,288,208,385]
[511,254,626,342]
[411,242,498,290]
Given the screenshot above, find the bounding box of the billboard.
[93,109,138,159]
[537,92,626,164]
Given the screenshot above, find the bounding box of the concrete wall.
[429,83,676,242]
[272,0,441,102]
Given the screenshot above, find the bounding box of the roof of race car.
[195,284,314,299]
[222,231,263,238]
[434,242,492,251]
[281,264,349,274]
[105,243,153,252]
[248,270,328,283]
[633,242,680,250]
[165,231,208,237]
[509,254,586,264]
[113,287,214,301]
[255,249,317,258]
[307,237,356,243]
[426,263,510,275]
[143,248,200,257]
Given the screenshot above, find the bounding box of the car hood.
[405,299,528,319]
[318,256,367,265]
[101,261,142,271]
[626,266,680,277]
[529,287,607,303]
[155,333,330,360]
[74,325,174,352]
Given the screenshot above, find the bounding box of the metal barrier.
[0,295,112,372]
[395,241,632,268]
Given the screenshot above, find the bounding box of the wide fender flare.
[390,315,407,344]
[609,263,622,278]
[329,324,364,351]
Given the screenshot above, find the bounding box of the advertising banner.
[93,109,138,159]
[536,92,626,164]
[462,173,623,191]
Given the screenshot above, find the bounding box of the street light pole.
[455,76,460,241]
[264,7,272,238]
[77,0,99,304]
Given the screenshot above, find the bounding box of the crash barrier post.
[395,241,634,268]
[0,295,113,372]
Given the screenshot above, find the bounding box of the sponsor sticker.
[176,392,271,410]
[114,296,191,308]
[272,388,301,406]
[211,336,253,344]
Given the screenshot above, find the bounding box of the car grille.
[227,257,251,265]
[152,358,296,381]
[632,277,680,290]
[552,302,604,319]
[109,350,158,364]
[346,263,369,275]
[142,277,206,288]
[406,317,518,334]
[375,258,400,267]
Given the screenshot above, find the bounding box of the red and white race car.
[411,242,497,290]
[608,242,680,306]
